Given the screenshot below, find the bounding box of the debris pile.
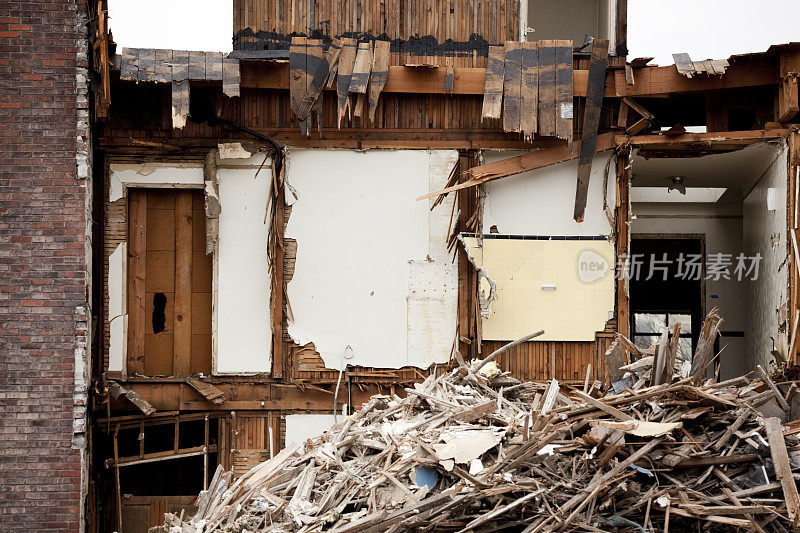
[159,314,800,532]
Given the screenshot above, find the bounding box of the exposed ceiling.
[631,142,783,192]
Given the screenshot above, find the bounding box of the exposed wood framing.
[126,189,147,376]
[481,46,505,120]
[615,149,630,338]
[173,192,193,375]
[457,151,480,359]
[368,40,390,122]
[108,381,156,415]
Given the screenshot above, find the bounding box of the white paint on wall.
[744,144,787,370]
[285,149,458,370]
[482,151,616,236]
[107,243,126,372]
[214,164,272,374]
[109,163,204,202]
[284,414,337,447]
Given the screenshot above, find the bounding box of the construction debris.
[158,312,800,532]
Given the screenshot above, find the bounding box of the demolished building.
[6,0,800,531]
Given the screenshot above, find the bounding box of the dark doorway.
[629,236,704,363]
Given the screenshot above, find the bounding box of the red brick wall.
[0,1,90,531]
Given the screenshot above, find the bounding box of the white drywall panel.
[214,165,272,374]
[744,145,787,370]
[284,149,458,370]
[481,151,615,236]
[108,163,204,202]
[285,414,337,447]
[107,243,125,372]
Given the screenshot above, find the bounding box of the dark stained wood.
[336,38,358,127]
[481,45,505,120]
[297,38,339,120]
[368,40,391,122]
[519,42,538,141]
[537,40,556,137]
[554,40,573,148]
[574,39,609,222]
[289,36,308,122]
[502,41,522,133]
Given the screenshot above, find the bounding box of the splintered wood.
[160,311,800,532]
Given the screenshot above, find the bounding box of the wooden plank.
[765,417,800,527]
[779,75,799,123]
[481,45,505,120]
[173,191,192,376]
[502,41,522,132]
[127,190,147,376]
[574,39,609,223]
[186,378,225,404]
[289,36,308,124]
[349,42,373,118]
[306,39,324,131]
[368,40,391,122]
[188,51,205,80]
[537,40,556,137]
[554,40,573,148]
[349,42,373,94]
[222,58,240,97]
[336,38,358,127]
[297,38,342,120]
[622,96,654,120]
[519,42,538,142]
[672,52,695,78]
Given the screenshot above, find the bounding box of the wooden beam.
[574,39,609,222]
[418,133,615,201]
[238,59,777,97]
[619,128,788,148]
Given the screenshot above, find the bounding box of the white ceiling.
[631,142,783,193]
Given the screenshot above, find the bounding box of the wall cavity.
[284,149,458,370]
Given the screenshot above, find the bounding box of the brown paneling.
[126,189,212,376]
[485,339,602,382]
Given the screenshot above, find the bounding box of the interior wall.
[214,157,272,374]
[631,197,746,379]
[284,414,336,448]
[284,149,458,370]
[744,146,788,370]
[482,151,616,236]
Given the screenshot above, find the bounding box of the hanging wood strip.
[368,40,390,122]
[502,41,522,133]
[519,42,538,142]
[289,36,308,120]
[171,79,190,129]
[306,39,323,132]
[173,191,193,376]
[336,38,358,128]
[573,39,609,223]
[554,40,573,149]
[349,42,373,118]
[297,38,342,120]
[537,40,556,138]
[481,45,505,120]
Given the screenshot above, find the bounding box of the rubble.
[158,312,800,532]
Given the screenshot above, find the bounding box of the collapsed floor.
[154,310,800,532]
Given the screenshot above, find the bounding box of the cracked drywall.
[284,149,458,370]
